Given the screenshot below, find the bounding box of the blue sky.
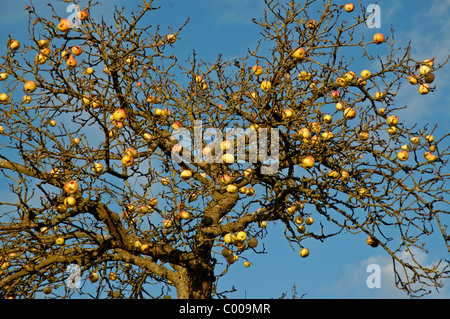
[1,0,449,299]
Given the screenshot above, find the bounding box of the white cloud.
[321,247,450,298]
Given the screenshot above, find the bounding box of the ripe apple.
[143,132,153,142]
[58,19,71,32]
[222,248,232,257]
[78,10,89,20]
[357,187,369,196]
[72,137,81,145]
[359,131,369,140]
[343,71,356,83]
[0,126,5,134]
[0,72,8,80]
[236,231,247,242]
[260,80,272,93]
[166,34,176,44]
[292,47,305,59]
[125,148,138,158]
[252,65,263,76]
[298,71,311,81]
[221,140,233,151]
[423,59,434,68]
[330,90,340,100]
[55,237,65,246]
[24,81,37,93]
[408,74,419,85]
[226,184,238,194]
[410,136,420,144]
[387,126,397,135]
[386,115,399,125]
[245,187,255,196]
[373,33,385,44]
[0,93,8,102]
[224,233,235,245]
[299,248,310,258]
[360,69,371,79]
[302,156,315,169]
[419,65,431,76]
[322,131,334,140]
[366,236,378,247]
[244,261,251,267]
[374,91,385,100]
[423,152,436,162]
[113,109,127,122]
[309,122,321,133]
[335,101,346,111]
[294,215,304,225]
[89,272,99,283]
[343,107,356,119]
[397,150,409,161]
[418,83,430,95]
[84,67,94,75]
[323,114,332,124]
[340,170,349,181]
[424,73,435,83]
[161,177,170,185]
[283,108,295,118]
[223,153,235,164]
[247,237,258,248]
[64,180,79,194]
[121,154,134,167]
[66,57,77,68]
[109,272,117,281]
[344,3,354,12]
[35,52,48,64]
[306,19,316,29]
[305,216,314,225]
[180,210,191,220]
[221,174,232,185]
[328,170,340,179]
[43,286,52,295]
[356,78,366,87]
[298,127,311,139]
[71,45,82,56]
[9,39,20,51]
[64,196,76,207]
[140,244,150,253]
[180,169,192,180]
[336,77,347,87]
[92,163,104,174]
[162,219,173,228]
[425,134,434,143]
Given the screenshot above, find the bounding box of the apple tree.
[0,0,449,299]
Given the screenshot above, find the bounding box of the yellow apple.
[373,33,385,44]
[299,248,309,258]
[367,236,378,247]
[418,83,430,95]
[302,156,315,169]
[397,150,409,161]
[180,169,192,180]
[9,39,20,51]
[360,69,371,79]
[343,107,357,119]
[292,47,305,59]
[24,81,37,93]
[252,65,263,76]
[260,80,272,93]
[344,3,354,12]
[386,115,399,125]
